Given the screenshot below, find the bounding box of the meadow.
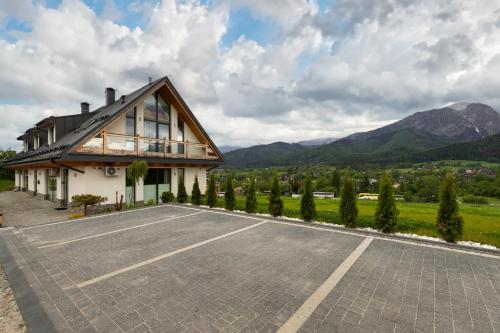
[213,195,500,248]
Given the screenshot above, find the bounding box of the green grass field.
[212,195,500,248]
[0,179,13,192]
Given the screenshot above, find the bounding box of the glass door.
[144,168,171,204]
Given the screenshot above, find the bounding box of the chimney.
[80,102,90,114]
[105,87,115,106]
[120,95,126,104]
[148,77,152,84]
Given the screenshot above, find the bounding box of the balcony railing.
[76,133,219,160]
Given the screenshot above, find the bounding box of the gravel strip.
[0,265,26,333]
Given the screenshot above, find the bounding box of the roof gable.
[4,76,223,166]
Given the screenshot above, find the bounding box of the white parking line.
[168,205,500,260]
[277,236,374,333]
[76,220,268,288]
[21,204,174,230]
[38,212,205,249]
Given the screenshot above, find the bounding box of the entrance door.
[33,170,37,196]
[62,168,68,208]
[144,168,171,204]
[23,171,28,192]
[47,169,58,202]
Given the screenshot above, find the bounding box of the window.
[48,125,56,145]
[126,108,136,136]
[178,120,185,154]
[158,96,170,122]
[142,92,170,153]
[144,95,156,120]
[34,134,40,149]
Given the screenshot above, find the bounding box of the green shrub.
[300,171,316,222]
[145,198,156,206]
[177,177,188,203]
[462,195,489,205]
[71,194,107,216]
[269,175,284,217]
[225,175,235,211]
[206,174,218,208]
[245,177,257,214]
[374,173,398,233]
[436,174,463,243]
[339,173,358,228]
[191,175,202,206]
[161,191,175,203]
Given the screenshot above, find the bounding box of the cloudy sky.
[2,0,500,150]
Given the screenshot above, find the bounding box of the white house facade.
[6,77,223,207]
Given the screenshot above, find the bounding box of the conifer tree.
[436,174,463,242]
[332,169,341,194]
[225,174,235,211]
[374,173,398,233]
[300,170,316,221]
[177,176,188,203]
[269,175,284,217]
[339,173,358,228]
[245,177,257,214]
[206,174,218,208]
[191,175,201,206]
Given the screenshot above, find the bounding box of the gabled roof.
[4,76,223,167]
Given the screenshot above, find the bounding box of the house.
[3,76,223,207]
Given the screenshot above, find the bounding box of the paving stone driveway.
[0,204,499,333]
[0,191,68,227]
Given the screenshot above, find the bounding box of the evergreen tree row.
[184,171,464,244]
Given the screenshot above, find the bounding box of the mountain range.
[223,103,500,167]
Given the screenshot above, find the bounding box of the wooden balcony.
[75,132,219,160]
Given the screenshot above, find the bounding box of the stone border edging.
[167,203,500,257]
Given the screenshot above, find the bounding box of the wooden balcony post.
[164,138,167,157]
[205,144,208,159]
[185,141,189,159]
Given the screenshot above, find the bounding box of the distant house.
[4,76,223,207]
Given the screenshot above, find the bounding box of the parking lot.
[1,204,499,333]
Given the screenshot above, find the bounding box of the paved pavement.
[0,191,68,227]
[0,204,499,333]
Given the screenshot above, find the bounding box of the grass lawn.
[212,195,500,248]
[0,179,14,192]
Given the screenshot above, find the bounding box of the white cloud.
[1,0,500,151]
